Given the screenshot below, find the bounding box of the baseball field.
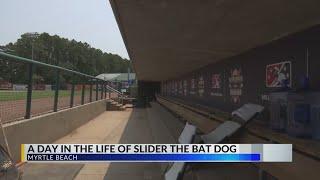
[0,90,89,123]
[0,90,81,102]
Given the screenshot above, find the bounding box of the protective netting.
[0,55,114,123]
[0,59,28,122]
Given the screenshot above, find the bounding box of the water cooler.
[311,105,320,140]
[270,91,320,139]
[306,92,320,140]
[286,95,311,137]
[269,92,291,131]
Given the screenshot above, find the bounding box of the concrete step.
[106,100,127,111]
[124,104,134,108]
[107,106,120,111]
[120,97,136,104]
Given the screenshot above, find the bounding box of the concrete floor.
[21,107,164,180]
[21,102,259,180]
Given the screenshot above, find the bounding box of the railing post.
[100,82,103,99]
[70,83,75,108]
[96,81,98,101]
[53,70,60,112]
[104,83,107,99]
[89,80,93,102]
[25,63,34,119]
[81,84,85,105]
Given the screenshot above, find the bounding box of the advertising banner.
[266,61,291,88]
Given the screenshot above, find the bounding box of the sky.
[0,0,129,59]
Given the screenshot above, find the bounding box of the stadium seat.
[231,103,265,122]
[164,103,264,180]
[178,122,197,144]
[200,121,241,144]
[164,122,196,180]
[201,103,264,143]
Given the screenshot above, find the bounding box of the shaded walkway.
[22,109,133,180]
[102,108,163,180]
[21,101,260,180]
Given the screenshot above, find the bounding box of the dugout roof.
[110,0,320,81]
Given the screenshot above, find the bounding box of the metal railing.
[0,51,123,121]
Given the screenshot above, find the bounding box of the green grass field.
[0,90,82,102]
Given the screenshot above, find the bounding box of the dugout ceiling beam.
[109,0,320,81]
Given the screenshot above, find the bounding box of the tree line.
[0,32,132,84]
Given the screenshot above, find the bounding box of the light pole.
[25,32,39,59]
[24,32,38,118]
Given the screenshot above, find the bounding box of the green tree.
[1,33,132,84]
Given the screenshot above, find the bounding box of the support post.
[100,82,103,99]
[53,70,60,112]
[25,63,34,119]
[70,83,75,108]
[89,81,93,102]
[81,84,85,105]
[104,83,107,99]
[96,81,98,101]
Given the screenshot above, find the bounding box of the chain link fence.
[0,52,122,123]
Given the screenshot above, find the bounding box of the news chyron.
[21,144,292,162]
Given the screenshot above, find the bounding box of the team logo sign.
[266,61,291,88]
[210,74,223,96]
[212,74,221,89]
[183,80,187,96]
[190,78,196,95]
[229,68,243,103]
[162,82,165,94]
[198,76,205,97]
[171,81,175,95]
[178,81,183,95]
[174,81,178,95]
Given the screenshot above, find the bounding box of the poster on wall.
[198,76,205,97]
[174,81,178,95]
[172,82,174,95]
[210,73,223,96]
[229,68,243,103]
[178,81,183,95]
[162,82,165,95]
[171,82,174,95]
[165,82,168,95]
[190,78,196,95]
[266,61,291,88]
[183,80,187,96]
